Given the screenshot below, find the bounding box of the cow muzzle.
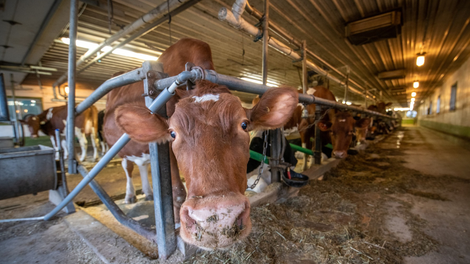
[179,193,251,250]
[333,150,347,159]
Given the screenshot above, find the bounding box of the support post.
[343,66,350,104]
[143,62,176,259]
[9,74,21,146]
[262,0,269,85]
[67,0,78,174]
[314,106,323,165]
[302,40,307,94]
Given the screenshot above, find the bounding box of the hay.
[185,129,465,263]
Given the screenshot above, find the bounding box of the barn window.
[436,96,441,113]
[7,97,43,120]
[450,83,457,111]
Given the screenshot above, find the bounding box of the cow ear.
[318,121,332,131]
[115,105,171,144]
[385,102,393,107]
[19,120,26,124]
[247,87,298,131]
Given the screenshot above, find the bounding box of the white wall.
[418,55,470,130]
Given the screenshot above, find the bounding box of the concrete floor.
[384,125,470,264]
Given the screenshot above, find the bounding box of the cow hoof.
[125,196,137,204]
[145,195,154,201]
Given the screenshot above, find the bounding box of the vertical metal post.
[343,66,350,104]
[262,0,269,85]
[302,40,308,94]
[9,74,21,145]
[262,0,280,182]
[67,0,78,174]
[314,106,322,165]
[143,62,176,259]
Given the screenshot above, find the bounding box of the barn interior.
[1,0,470,263]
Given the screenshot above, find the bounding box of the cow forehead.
[170,93,246,132]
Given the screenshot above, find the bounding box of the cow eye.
[170,131,176,139]
[241,121,248,131]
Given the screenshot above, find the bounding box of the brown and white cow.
[104,38,298,249]
[116,80,298,250]
[20,105,99,161]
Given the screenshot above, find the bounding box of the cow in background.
[20,105,99,161]
[97,109,108,154]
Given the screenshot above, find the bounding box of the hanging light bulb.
[413,81,419,88]
[411,92,416,97]
[416,53,426,67]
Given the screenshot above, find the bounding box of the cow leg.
[136,163,153,201]
[170,145,186,224]
[61,139,69,159]
[50,135,59,160]
[90,127,99,161]
[122,158,137,204]
[75,128,87,162]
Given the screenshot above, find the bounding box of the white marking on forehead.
[32,117,37,120]
[338,119,346,122]
[46,108,54,120]
[192,94,219,103]
[307,88,316,95]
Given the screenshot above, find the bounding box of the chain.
[248,130,269,189]
[297,109,330,133]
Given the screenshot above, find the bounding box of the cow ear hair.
[247,87,298,131]
[115,105,171,144]
[318,121,332,131]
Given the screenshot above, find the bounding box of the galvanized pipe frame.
[221,0,378,101]
[155,70,396,120]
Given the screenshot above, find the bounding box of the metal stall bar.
[77,166,157,243]
[143,62,176,259]
[67,0,78,174]
[52,0,196,91]
[76,68,146,114]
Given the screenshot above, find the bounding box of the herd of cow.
[20,38,398,250]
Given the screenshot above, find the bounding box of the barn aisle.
[394,126,470,264]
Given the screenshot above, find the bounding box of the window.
[7,97,43,120]
[436,96,441,113]
[450,83,457,111]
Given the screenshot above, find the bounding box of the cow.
[20,105,99,161]
[115,80,298,250]
[104,38,298,249]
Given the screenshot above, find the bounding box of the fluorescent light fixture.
[411,92,416,97]
[65,86,69,94]
[413,81,419,88]
[394,107,410,111]
[416,53,425,67]
[61,38,158,61]
[346,101,352,105]
[240,77,279,87]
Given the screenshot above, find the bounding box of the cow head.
[115,80,298,250]
[20,115,45,138]
[318,111,356,159]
